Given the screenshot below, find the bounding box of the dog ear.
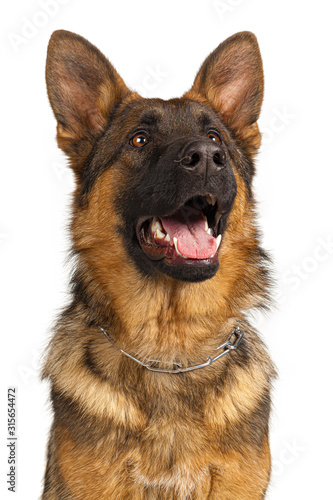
[185,32,264,155]
[46,30,130,157]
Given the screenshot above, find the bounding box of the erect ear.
[185,32,264,155]
[46,30,130,156]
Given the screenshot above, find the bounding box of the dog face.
[98,98,238,283]
[46,30,264,285]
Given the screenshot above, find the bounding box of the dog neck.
[97,324,244,374]
[72,259,249,364]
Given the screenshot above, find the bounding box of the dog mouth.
[136,194,224,266]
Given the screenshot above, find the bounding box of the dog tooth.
[154,228,165,239]
[151,217,163,233]
[204,217,209,232]
[173,237,188,259]
[164,233,171,243]
[216,234,222,249]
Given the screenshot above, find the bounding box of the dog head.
[46,30,265,290]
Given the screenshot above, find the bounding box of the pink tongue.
[160,205,217,259]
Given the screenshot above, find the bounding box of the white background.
[1,0,332,498]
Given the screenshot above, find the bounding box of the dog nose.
[178,140,225,179]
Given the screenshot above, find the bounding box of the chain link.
[98,325,243,374]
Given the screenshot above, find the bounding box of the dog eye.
[130,132,150,148]
[207,131,221,143]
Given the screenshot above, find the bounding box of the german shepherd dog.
[42,30,275,499]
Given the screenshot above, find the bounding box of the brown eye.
[130,132,150,148]
[207,131,221,143]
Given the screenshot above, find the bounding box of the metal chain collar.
[97,325,244,374]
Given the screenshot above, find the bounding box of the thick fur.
[42,30,276,499]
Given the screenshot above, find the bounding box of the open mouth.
[136,194,223,266]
